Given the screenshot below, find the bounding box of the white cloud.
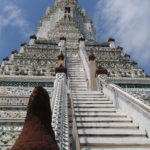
[94,0,150,74]
[0,1,32,38]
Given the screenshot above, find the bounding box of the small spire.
[60,37,66,41]
[30,35,37,40]
[55,64,67,74]
[20,43,27,47]
[96,65,108,76]
[108,37,115,42]
[78,37,85,42]
[58,51,65,60]
[3,57,9,61]
[11,50,18,54]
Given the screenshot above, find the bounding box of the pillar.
[89,51,97,91]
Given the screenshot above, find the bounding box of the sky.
[0,0,150,75]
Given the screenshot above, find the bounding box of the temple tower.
[0,0,150,150]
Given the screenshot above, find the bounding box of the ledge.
[0,75,56,82]
[107,77,150,84]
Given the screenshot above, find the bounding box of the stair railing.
[51,73,70,150]
[67,75,81,150]
[79,40,91,90]
[97,75,150,137]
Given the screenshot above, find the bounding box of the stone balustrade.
[51,73,70,150]
[97,75,150,137]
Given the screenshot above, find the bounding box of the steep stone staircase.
[67,53,150,150]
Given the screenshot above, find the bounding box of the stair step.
[73,99,109,102]
[81,148,150,150]
[71,82,87,84]
[72,97,107,100]
[69,75,85,77]
[78,128,146,137]
[72,93,105,95]
[70,75,85,77]
[73,101,112,104]
[75,112,126,117]
[75,108,117,112]
[67,63,81,65]
[69,73,84,74]
[71,80,86,82]
[67,63,81,64]
[72,88,88,90]
[72,95,106,97]
[71,86,87,88]
[72,91,102,94]
[70,78,86,80]
[74,105,115,108]
[68,71,84,73]
[67,66,82,67]
[76,117,132,122]
[72,94,105,96]
[80,137,150,149]
[68,68,83,70]
[77,122,139,129]
[71,83,86,85]
[71,82,87,83]
[71,84,87,86]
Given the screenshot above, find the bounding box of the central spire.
[54,0,78,6]
[37,0,96,41]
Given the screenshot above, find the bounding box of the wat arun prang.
[0,0,150,150]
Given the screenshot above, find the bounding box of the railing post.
[79,38,91,90]
[59,37,67,66]
[51,73,70,150]
[89,51,97,91]
[59,37,66,53]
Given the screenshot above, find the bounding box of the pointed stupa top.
[54,0,78,6]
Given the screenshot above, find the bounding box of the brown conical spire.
[11,86,58,150]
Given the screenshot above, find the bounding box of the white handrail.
[51,73,70,150]
[98,76,150,112]
[79,41,91,90]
